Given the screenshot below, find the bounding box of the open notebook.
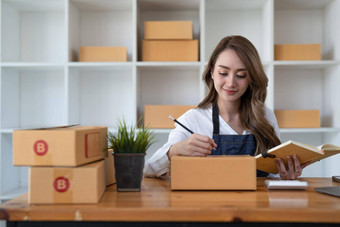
[256,140,340,174]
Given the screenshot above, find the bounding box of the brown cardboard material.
[144,21,193,40]
[79,46,127,62]
[13,126,107,166]
[105,149,116,186]
[274,44,321,60]
[29,160,105,204]
[274,110,320,128]
[142,40,198,61]
[171,156,256,190]
[144,105,196,128]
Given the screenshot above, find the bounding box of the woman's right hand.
[167,134,217,159]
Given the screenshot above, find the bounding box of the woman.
[144,35,308,180]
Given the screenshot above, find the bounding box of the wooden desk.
[1,178,340,226]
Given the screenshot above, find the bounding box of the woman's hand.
[167,134,217,159]
[275,154,311,180]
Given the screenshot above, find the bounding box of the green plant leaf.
[108,118,155,154]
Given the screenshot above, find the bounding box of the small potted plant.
[108,119,154,192]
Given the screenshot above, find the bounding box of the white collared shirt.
[143,106,280,179]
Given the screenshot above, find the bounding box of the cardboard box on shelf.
[105,149,116,186]
[274,110,320,128]
[171,156,256,190]
[144,105,196,128]
[142,40,198,61]
[144,21,193,40]
[274,44,321,60]
[29,160,105,204]
[13,126,107,166]
[79,46,127,62]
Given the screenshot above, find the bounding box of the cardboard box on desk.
[79,46,127,62]
[144,105,196,128]
[274,110,320,128]
[29,160,105,204]
[171,156,256,190]
[13,126,107,166]
[142,40,198,61]
[274,44,321,60]
[144,21,193,40]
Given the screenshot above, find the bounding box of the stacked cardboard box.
[13,126,114,204]
[142,21,198,61]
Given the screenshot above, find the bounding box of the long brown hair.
[198,35,280,155]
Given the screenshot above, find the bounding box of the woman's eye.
[219,72,228,76]
[237,74,246,78]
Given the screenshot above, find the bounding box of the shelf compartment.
[137,0,200,62]
[274,66,340,128]
[68,67,135,127]
[68,0,133,62]
[274,0,339,61]
[1,0,66,63]
[136,66,201,122]
[0,134,28,199]
[1,67,66,129]
[205,0,272,63]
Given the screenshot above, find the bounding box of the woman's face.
[211,49,250,104]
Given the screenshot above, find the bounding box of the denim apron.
[211,105,268,177]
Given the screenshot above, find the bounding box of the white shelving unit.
[1,0,340,202]
[273,0,340,177]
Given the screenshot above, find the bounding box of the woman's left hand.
[275,154,311,180]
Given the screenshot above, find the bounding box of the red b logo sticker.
[33,140,48,156]
[54,177,70,193]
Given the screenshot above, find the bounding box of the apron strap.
[212,104,220,135]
